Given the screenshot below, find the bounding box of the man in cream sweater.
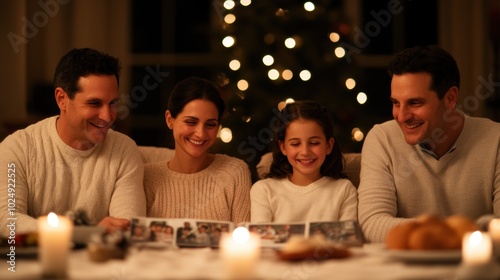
[0,48,146,237]
[357,45,500,243]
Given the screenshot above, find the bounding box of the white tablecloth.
[0,244,472,279]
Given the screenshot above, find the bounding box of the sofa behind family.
[138,146,361,187]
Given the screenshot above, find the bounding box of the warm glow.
[268,69,280,80]
[229,59,241,71]
[345,78,356,90]
[219,127,233,143]
[232,227,250,244]
[237,79,249,91]
[240,0,251,6]
[264,33,275,44]
[352,128,364,142]
[222,36,235,47]
[47,212,59,227]
[282,69,293,80]
[224,0,236,10]
[304,2,315,12]
[357,92,367,104]
[329,32,340,42]
[284,37,296,49]
[224,14,236,24]
[285,98,295,104]
[334,47,345,58]
[470,231,483,247]
[277,101,287,111]
[299,70,311,81]
[262,55,274,66]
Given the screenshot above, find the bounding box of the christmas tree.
[214,0,380,173]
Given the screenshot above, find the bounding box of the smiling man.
[0,48,146,237]
[357,45,500,243]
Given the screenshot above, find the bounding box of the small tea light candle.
[38,212,73,279]
[462,231,492,265]
[220,226,260,280]
[489,219,500,261]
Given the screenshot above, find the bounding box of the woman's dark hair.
[267,100,346,179]
[387,45,460,99]
[167,77,226,122]
[53,48,120,99]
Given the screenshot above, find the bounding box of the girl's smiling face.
[279,119,333,186]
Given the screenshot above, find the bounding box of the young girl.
[250,100,357,223]
[144,77,251,224]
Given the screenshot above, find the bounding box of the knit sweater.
[250,176,358,223]
[0,116,146,237]
[358,114,500,243]
[144,154,251,224]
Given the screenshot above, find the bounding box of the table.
[0,244,465,279]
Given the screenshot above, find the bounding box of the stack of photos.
[130,218,364,249]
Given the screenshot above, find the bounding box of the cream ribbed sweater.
[250,176,358,223]
[0,117,146,237]
[358,114,500,243]
[144,154,251,224]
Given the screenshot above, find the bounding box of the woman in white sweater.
[144,77,251,224]
[250,101,357,223]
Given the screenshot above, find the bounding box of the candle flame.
[47,212,59,227]
[232,227,250,244]
[469,230,483,246]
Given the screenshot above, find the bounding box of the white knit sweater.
[250,176,358,223]
[358,114,500,243]
[144,154,252,224]
[0,116,146,237]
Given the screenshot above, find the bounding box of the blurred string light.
[229,59,240,71]
[222,36,235,47]
[299,70,311,81]
[357,92,367,104]
[224,0,236,10]
[329,32,340,43]
[268,69,280,80]
[237,79,249,91]
[240,0,251,7]
[345,78,355,90]
[282,69,293,80]
[219,127,233,143]
[277,101,287,111]
[262,55,274,66]
[284,37,296,49]
[351,128,364,142]
[285,98,295,104]
[334,47,345,58]
[304,2,315,11]
[224,14,236,24]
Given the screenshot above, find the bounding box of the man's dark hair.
[387,45,460,99]
[53,48,121,99]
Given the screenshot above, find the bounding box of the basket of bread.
[386,214,478,250]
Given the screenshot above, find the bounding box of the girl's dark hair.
[167,77,226,122]
[267,100,347,179]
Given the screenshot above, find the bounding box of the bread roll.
[386,214,476,250]
[386,221,420,250]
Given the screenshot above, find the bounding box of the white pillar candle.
[462,231,492,266]
[220,226,260,280]
[38,212,73,279]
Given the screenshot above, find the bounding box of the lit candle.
[489,219,500,261]
[220,226,260,280]
[462,231,492,266]
[38,212,73,279]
